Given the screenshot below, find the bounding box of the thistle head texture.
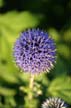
[13,29,56,74]
[42,97,67,108]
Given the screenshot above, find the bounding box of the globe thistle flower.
[13,29,56,74]
[42,97,67,108]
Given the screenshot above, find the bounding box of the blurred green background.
[0,0,71,108]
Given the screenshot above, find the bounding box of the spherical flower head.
[42,97,67,108]
[13,29,56,74]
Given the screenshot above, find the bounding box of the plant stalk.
[29,74,34,100]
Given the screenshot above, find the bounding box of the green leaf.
[4,96,16,107]
[48,28,60,42]
[0,87,16,96]
[0,11,43,32]
[48,75,71,104]
[0,0,4,7]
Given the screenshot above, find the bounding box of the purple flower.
[13,29,56,74]
[42,97,67,108]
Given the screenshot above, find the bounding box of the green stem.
[29,74,34,100]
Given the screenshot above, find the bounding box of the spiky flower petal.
[42,97,67,108]
[13,29,56,74]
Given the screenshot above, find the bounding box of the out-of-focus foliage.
[0,0,71,108]
[0,0,4,7]
[48,75,71,103]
